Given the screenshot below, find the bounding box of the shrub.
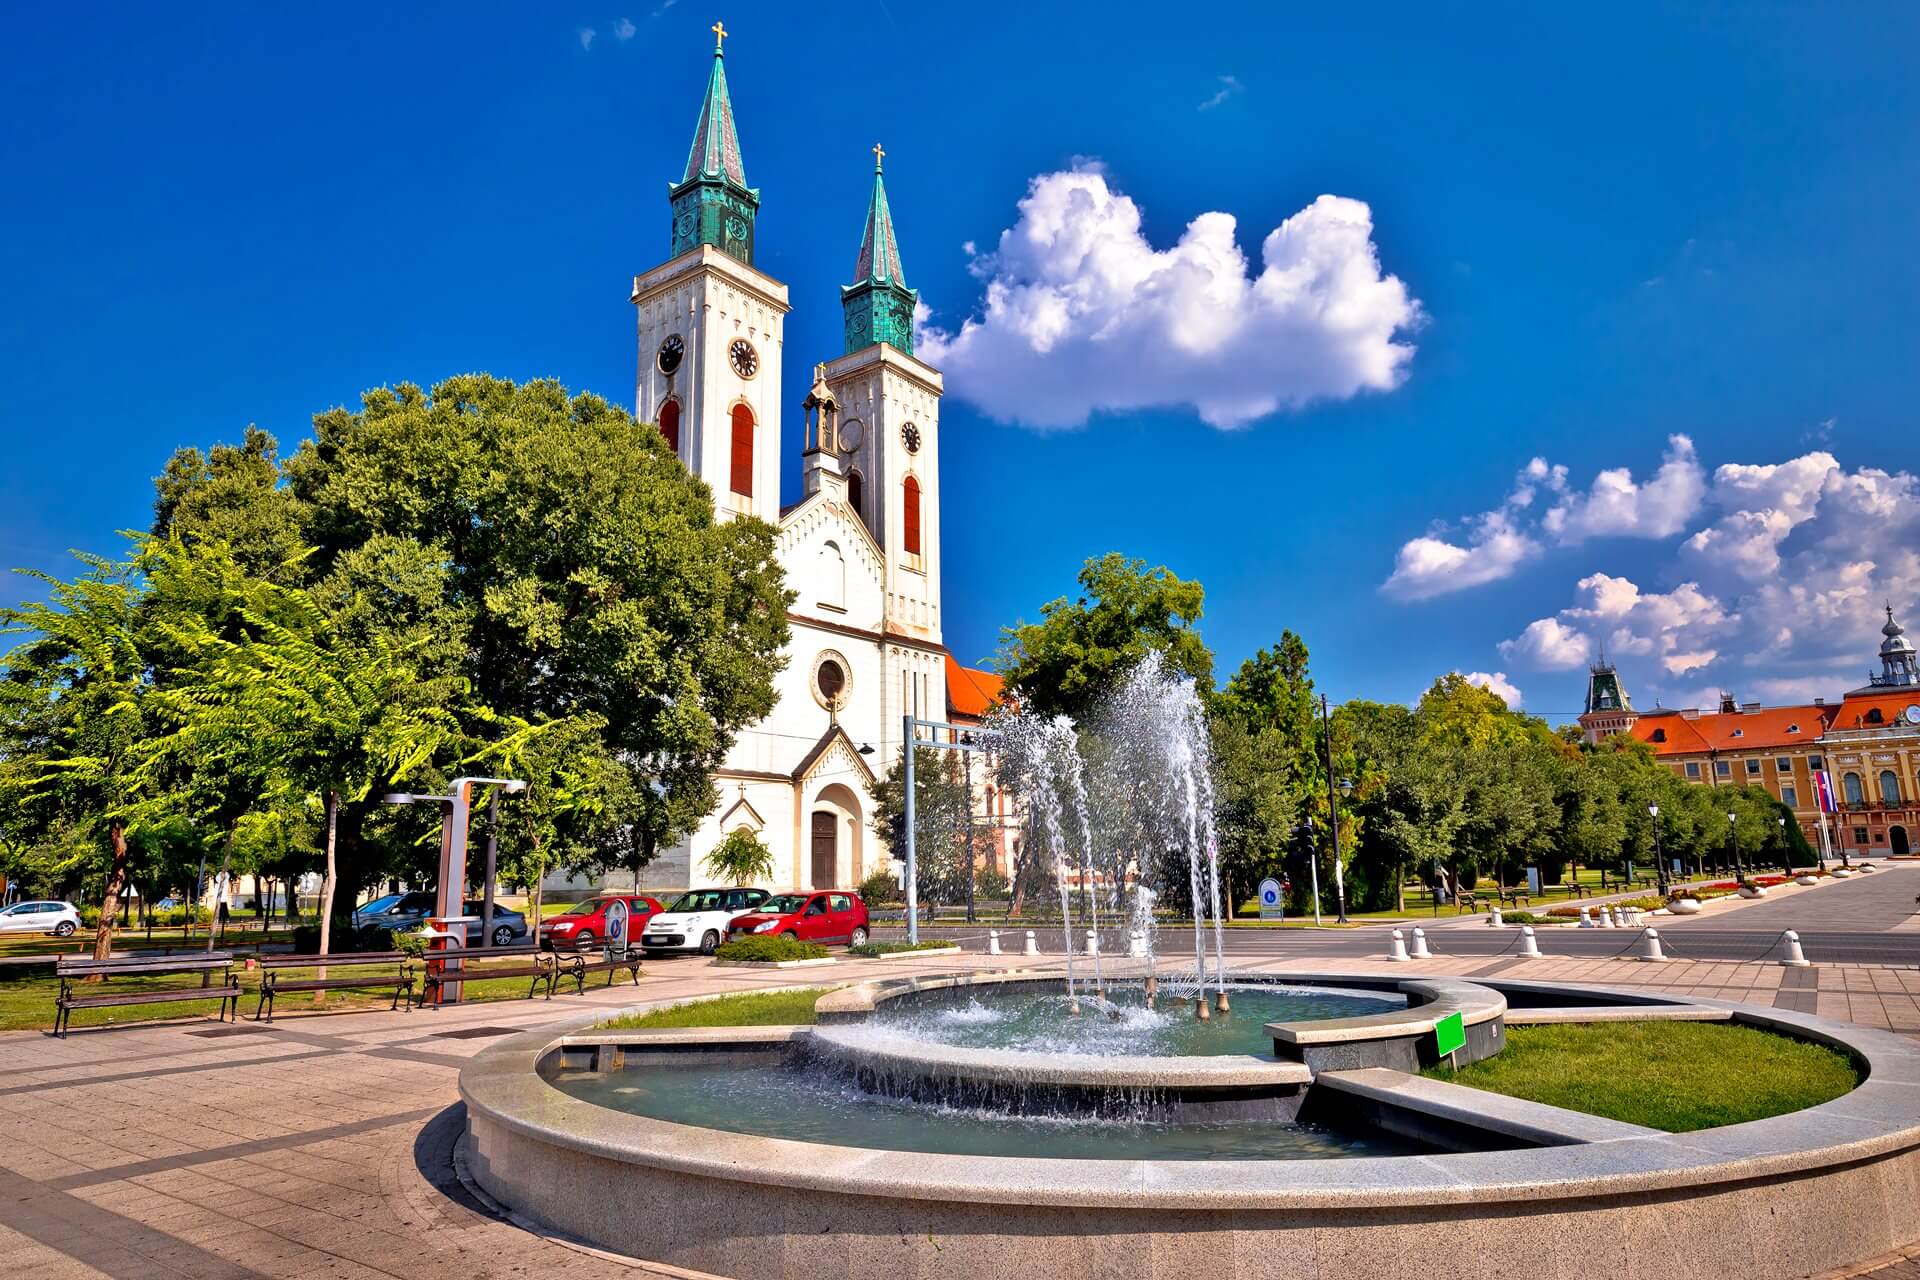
[714,934,829,963]
[973,866,1011,901]
[848,940,957,956]
[291,923,400,954]
[858,868,902,906]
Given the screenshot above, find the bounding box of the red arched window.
[658,399,680,454]
[729,403,754,497]
[902,475,922,555]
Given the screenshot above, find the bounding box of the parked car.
[640,887,772,955]
[540,895,664,950]
[726,891,869,947]
[351,892,527,946]
[0,900,81,936]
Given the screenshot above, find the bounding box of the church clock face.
[729,338,759,379]
[655,333,684,376]
[901,422,921,454]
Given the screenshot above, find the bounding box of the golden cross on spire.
[872,142,885,171]
[711,20,727,49]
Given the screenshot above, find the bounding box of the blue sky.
[5,3,1919,721]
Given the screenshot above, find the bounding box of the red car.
[727,891,869,947]
[540,895,664,950]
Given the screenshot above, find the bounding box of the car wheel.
[53,921,75,937]
[575,929,595,949]
[700,930,720,955]
[491,925,515,946]
[849,927,869,947]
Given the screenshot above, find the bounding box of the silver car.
[0,900,81,936]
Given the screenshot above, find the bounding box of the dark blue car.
[352,891,528,946]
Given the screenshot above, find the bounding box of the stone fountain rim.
[458,971,1920,1212]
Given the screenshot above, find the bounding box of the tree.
[703,828,775,887]
[870,746,973,910]
[1342,700,1463,911]
[997,553,1212,721]
[0,553,160,959]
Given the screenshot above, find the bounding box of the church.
[620,25,999,894]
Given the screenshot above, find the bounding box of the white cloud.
[614,16,637,39]
[1382,511,1537,602]
[1198,75,1243,111]
[1479,445,1920,704]
[916,164,1421,430]
[577,26,596,48]
[1459,670,1523,708]
[1498,618,1591,670]
[1542,435,1704,542]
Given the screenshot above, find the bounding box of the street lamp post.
[1727,811,1746,886]
[1320,695,1352,925]
[1649,803,1666,894]
[383,777,528,1001]
[1777,816,1788,874]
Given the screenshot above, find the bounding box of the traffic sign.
[605,898,629,959]
[1258,877,1284,920]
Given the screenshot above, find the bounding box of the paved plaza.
[1,866,1916,1279]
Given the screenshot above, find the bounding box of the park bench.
[417,944,557,1005]
[253,951,414,1022]
[550,943,644,995]
[1497,886,1532,908]
[53,952,241,1038]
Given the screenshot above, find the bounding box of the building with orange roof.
[1597,606,1920,860]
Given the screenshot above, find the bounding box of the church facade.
[621,27,982,894]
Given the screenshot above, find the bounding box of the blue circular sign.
[1258,878,1282,908]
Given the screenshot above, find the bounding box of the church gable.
[794,723,878,788]
[778,494,885,625]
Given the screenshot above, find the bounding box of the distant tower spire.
[842,145,918,355]
[1578,656,1638,744]
[1873,601,1920,687]
[669,23,758,263]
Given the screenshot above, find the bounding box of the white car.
[0,900,81,936]
[640,887,771,955]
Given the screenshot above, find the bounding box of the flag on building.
[1812,769,1838,814]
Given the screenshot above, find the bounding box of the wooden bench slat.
[62,986,243,1010]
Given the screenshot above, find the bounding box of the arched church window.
[1844,772,1865,806]
[729,404,754,497]
[1880,770,1901,805]
[658,398,680,454]
[819,540,845,609]
[847,469,865,525]
[902,475,921,556]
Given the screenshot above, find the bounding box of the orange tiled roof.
[1831,689,1920,730]
[944,655,1004,721]
[1630,705,1834,755]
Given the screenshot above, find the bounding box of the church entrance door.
[811,812,837,889]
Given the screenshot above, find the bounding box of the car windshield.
[561,899,604,916]
[360,894,401,914]
[667,891,726,913]
[760,895,808,914]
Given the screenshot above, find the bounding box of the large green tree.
[997,553,1212,722]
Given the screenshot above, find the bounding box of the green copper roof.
[852,153,906,286]
[682,35,746,187]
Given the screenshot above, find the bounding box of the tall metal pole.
[1321,695,1348,925]
[903,713,918,945]
[962,742,977,925]
[1307,818,1322,927]
[481,789,499,948]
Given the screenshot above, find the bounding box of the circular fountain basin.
[460,973,1920,1280]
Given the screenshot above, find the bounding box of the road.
[878,862,1920,966]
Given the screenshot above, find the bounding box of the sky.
[4,3,1919,723]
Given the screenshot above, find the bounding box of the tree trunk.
[206,819,238,953]
[316,789,339,997]
[91,820,130,966]
[1395,866,1405,914]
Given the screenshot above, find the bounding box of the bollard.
[987,929,1002,956]
[1489,907,1503,927]
[1601,906,1617,928]
[1519,925,1543,958]
[1128,929,1148,958]
[1620,907,1636,926]
[1387,929,1411,962]
[1410,927,1433,959]
[1023,930,1039,956]
[1085,929,1099,956]
[1578,906,1594,928]
[1637,927,1667,962]
[1779,930,1811,968]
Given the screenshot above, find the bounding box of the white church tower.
[631,21,786,523]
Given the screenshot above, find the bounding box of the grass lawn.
[601,986,828,1030]
[1428,1021,1859,1132]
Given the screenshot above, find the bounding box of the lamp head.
[1648,803,1659,817]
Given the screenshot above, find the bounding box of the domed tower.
[1872,603,1920,688]
[1578,656,1638,743]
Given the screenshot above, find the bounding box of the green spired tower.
[841,144,918,355]
[669,21,758,265]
